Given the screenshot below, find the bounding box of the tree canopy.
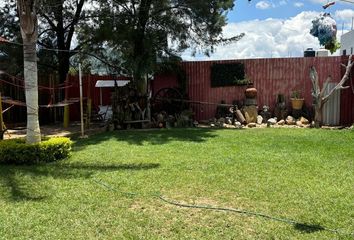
[80,0,244,90]
[1,0,245,87]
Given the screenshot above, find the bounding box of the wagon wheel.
[152,88,186,115]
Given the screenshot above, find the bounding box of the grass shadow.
[0,162,159,202]
[293,223,326,234]
[72,128,218,150]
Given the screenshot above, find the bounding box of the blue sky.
[228,0,353,22]
[183,0,354,60]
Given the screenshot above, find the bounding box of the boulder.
[257,115,263,125]
[234,121,242,129]
[267,118,277,125]
[286,116,296,125]
[300,117,309,125]
[277,119,285,125]
[296,121,303,127]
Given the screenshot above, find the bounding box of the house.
[341,30,354,56]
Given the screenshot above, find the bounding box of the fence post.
[63,75,69,128]
[0,92,3,133]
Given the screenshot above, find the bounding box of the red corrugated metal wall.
[153,56,354,124]
[340,56,354,125]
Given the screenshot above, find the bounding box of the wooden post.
[63,75,69,128]
[86,75,91,127]
[0,92,4,132]
[79,64,85,137]
[63,105,69,128]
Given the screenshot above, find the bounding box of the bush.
[0,137,72,164]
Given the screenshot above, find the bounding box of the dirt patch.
[3,122,105,140]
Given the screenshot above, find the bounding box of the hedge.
[0,137,72,164]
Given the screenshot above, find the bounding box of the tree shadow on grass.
[0,162,159,202]
[73,128,218,150]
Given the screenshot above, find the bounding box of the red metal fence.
[152,56,354,125]
[66,75,131,121]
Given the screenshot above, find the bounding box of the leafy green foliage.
[0,137,72,164]
[211,63,247,87]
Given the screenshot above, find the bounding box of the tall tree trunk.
[17,0,41,143]
[133,0,152,95]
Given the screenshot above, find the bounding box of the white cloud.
[182,11,354,60]
[256,1,273,10]
[279,0,288,6]
[335,9,354,20]
[294,2,304,8]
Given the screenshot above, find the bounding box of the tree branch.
[40,13,58,31]
[323,55,353,102]
[66,0,85,49]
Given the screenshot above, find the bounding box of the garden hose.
[92,178,353,237]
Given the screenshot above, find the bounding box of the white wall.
[341,30,354,56]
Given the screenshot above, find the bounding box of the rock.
[225,124,236,129]
[234,121,242,128]
[257,115,263,125]
[296,121,303,127]
[300,116,309,125]
[248,123,257,128]
[210,123,215,127]
[193,121,199,127]
[286,116,296,125]
[222,123,228,128]
[277,119,285,125]
[218,117,225,124]
[225,117,232,125]
[267,118,277,125]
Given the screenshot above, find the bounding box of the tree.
[0,1,24,74]
[81,0,244,94]
[17,0,41,143]
[309,55,353,128]
[36,0,88,82]
[2,0,90,82]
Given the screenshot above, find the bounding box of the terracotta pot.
[291,98,304,110]
[245,87,257,98]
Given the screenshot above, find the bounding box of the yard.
[0,128,353,239]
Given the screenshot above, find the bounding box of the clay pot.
[245,87,257,98]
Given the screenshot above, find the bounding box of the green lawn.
[0,128,353,239]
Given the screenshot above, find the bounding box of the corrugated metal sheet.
[323,83,340,126]
[153,57,345,122]
[340,57,354,125]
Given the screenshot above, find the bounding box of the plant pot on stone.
[290,90,304,110]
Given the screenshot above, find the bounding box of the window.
[210,63,247,87]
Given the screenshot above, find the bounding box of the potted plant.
[290,90,304,110]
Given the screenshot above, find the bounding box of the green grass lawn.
[0,128,353,239]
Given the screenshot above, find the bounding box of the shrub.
[0,137,72,164]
